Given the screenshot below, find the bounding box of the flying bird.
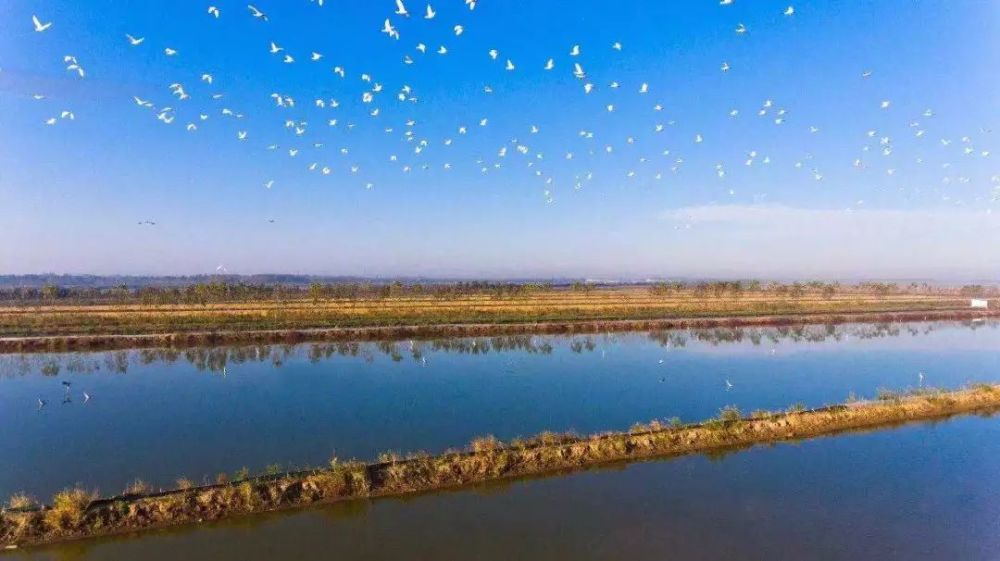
[126,34,145,46]
[382,19,400,39]
[32,15,53,32]
[248,4,269,21]
[424,4,436,19]
[208,6,221,17]
[395,0,410,17]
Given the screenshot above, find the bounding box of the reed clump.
[2,383,998,549]
[43,488,96,531]
[6,494,35,511]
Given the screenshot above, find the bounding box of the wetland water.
[15,415,1000,560]
[1,320,999,501]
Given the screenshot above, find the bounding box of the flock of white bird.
[23,2,999,216]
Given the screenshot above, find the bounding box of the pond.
[1,319,998,500]
[14,414,1000,560]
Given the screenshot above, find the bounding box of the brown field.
[1,288,993,352]
[3,384,998,550]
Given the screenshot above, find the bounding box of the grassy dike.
[3,384,999,550]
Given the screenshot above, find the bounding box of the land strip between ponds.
[1,307,995,353]
[3,384,999,550]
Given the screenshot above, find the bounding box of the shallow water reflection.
[1,320,998,500]
[18,415,1000,561]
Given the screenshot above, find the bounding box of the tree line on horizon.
[0,279,995,306]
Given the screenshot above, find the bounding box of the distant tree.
[821,284,837,300]
[308,282,324,302]
[40,284,60,301]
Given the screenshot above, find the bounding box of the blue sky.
[1,0,998,279]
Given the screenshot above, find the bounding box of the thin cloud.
[658,205,1000,279]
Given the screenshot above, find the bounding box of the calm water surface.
[14,415,1000,560]
[1,320,998,499]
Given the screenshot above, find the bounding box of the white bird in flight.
[382,19,400,39]
[33,15,53,32]
[248,5,269,21]
[784,5,795,16]
[126,34,145,46]
[395,0,410,17]
[424,4,436,19]
[208,6,221,18]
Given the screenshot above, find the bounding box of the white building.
[970,299,989,309]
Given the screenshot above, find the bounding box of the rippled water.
[1,320,998,500]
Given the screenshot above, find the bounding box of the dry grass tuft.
[7,493,36,510]
[44,488,95,530]
[123,479,152,496]
[469,435,503,453]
